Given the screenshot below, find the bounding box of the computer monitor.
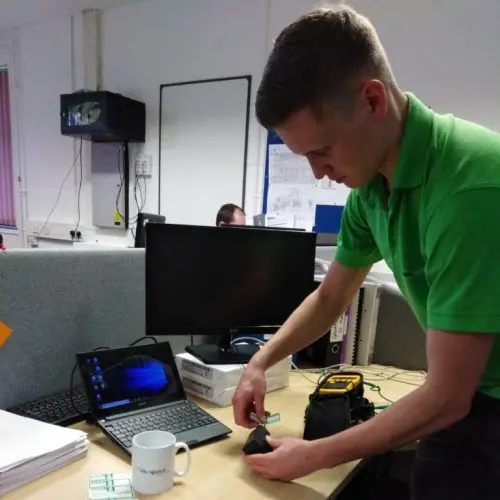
[134,213,166,248]
[146,223,316,364]
[253,214,265,226]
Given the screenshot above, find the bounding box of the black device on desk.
[77,340,231,455]
[242,425,273,455]
[134,212,166,248]
[145,223,316,365]
[7,387,91,427]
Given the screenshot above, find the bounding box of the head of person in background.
[216,203,246,227]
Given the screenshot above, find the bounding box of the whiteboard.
[159,77,250,226]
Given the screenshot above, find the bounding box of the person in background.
[0,234,6,251]
[216,203,246,226]
[232,5,500,499]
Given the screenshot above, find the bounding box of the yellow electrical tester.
[318,373,362,395]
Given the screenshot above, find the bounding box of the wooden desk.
[4,368,422,500]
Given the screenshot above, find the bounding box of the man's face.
[275,82,389,189]
[231,209,247,226]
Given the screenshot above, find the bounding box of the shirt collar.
[391,92,434,190]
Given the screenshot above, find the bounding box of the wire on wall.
[73,139,84,233]
[115,143,126,222]
[115,143,147,232]
[37,138,83,237]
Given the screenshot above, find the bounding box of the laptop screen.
[77,341,186,418]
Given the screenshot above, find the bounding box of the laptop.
[77,341,232,454]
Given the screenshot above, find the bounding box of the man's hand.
[232,363,267,428]
[244,436,323,481]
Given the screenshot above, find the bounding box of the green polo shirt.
[335,93,500,400]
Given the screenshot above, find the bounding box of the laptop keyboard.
[103,402,217,448]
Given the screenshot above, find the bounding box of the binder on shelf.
[301,278,382,368]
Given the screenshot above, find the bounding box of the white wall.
[351,0,500,131]
[100,0,269,220]
[20,19,75,224]
[3,0,500,256]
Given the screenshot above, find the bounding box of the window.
[0,68,15,228]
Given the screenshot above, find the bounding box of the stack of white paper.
[0,410,89,495]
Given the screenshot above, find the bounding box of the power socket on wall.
[134,154,153,177]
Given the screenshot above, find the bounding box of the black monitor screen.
[134,213,166,248]
[146,223,316,336]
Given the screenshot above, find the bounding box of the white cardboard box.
[181,371,290,407]
[175,352,291,388]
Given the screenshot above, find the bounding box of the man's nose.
[308,158,330,180]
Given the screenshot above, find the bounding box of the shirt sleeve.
[334,190,382,268]
[425,188,500,333]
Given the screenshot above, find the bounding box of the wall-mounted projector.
[60,90,145,143]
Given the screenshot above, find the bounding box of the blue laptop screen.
[77,341,185,417]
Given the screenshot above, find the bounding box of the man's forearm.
[251,290,344,371]
[315,383,469,468]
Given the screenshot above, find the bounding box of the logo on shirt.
[402,267,425,278]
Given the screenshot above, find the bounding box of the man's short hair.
[256,5,395,129]
[216,203,245,226]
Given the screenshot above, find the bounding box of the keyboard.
[104,401,217,448]
[7,387,91,427]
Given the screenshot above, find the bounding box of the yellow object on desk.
[3,369,422,500]
[318,373,362,395]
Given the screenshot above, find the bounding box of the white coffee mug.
[132,430,191,495]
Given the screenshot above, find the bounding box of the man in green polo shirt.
[232,5,500,498]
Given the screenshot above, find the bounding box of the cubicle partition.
[372,282,427,371]
[0,249,190,409]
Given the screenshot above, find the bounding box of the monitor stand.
[185,340,260,365]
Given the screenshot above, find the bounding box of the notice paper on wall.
[268,144,315,185]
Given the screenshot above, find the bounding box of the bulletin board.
[263,131,350,230]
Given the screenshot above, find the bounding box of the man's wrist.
[249,350,270,371]
[312,436,341,469]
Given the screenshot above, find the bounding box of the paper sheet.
[0,410,87,472]
[0,443,88,495]
[267,184,316,215]
[269,144,316,185]
[314,182,350,207]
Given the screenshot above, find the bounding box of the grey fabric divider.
[315,245,335,262]
[372,283,427,371]
[0,248,190,409]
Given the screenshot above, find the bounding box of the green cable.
[364,381,393,410]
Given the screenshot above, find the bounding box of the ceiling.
[0,0,143,32]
